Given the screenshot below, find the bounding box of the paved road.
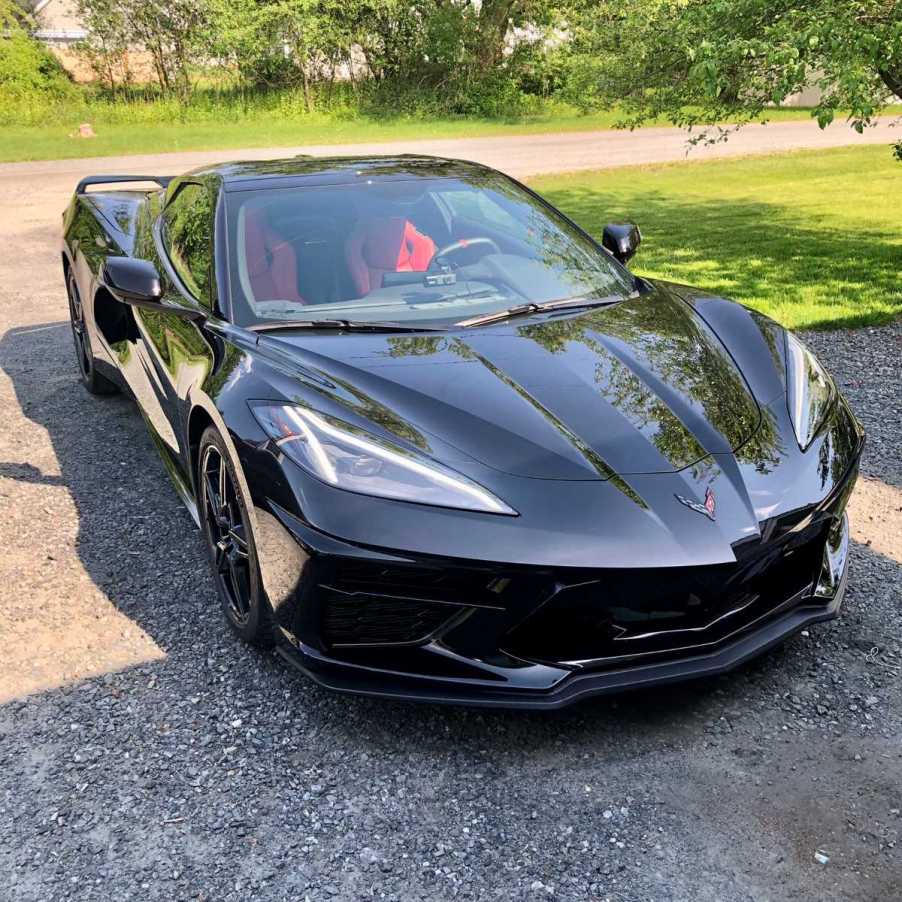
[1,124,900,900]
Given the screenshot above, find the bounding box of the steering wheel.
[430,237,501,268]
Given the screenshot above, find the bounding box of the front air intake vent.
[320,586,467,647]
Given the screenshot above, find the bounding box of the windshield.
[225,173,635,328]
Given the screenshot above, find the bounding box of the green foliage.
[568,0,902,140]
[73,0,130,91]
[74,0,209,100]
[162,184,215,304]
[0,0,80,123]
[64,0,568,114]
[10,0,902,146]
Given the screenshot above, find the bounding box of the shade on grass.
[532,146,901,331]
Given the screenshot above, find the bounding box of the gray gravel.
[0,160,900,900]
[802,325,902,488]
[1,315,899,900]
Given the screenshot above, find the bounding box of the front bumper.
[260,477,855,708]
[279,573,846,709]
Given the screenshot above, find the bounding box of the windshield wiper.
[456,293,632,328]
[249,319,446,334]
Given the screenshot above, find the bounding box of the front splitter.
[275,567,846,710]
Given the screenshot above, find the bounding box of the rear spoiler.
[76,175,173,194]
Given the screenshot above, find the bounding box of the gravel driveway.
[0,152,900,901]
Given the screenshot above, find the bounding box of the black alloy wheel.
[198,426,272,646]
[66,269,117,394]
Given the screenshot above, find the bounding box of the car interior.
[228,178,631,325]
[235,184,461,309]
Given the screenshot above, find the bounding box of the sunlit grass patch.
[532,146,902,330]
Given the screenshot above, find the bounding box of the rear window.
[225,174,633,328]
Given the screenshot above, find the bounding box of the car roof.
[185,155,498,192]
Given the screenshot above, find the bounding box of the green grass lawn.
[2,105,893,164]
[532,145,902,330]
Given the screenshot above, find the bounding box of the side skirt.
[142,412,201,528]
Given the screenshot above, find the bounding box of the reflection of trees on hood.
[384,336,449,358]
[816,403,859,491]
[518,293,783,474]
[296,370,431,451]
[748,310,786,379]
[376,289,788,482]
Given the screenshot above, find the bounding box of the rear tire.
[197,426,273,647]
[66,268,117,395]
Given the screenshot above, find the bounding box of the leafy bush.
[0,0,82,124]
[2,0,591,128]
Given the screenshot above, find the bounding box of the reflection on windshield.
[226,174,634,328]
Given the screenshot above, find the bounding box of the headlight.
[785,333,836,450]
[250,403,517,516]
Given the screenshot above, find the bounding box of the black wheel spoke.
[214,539,230,573]
[218,460,228,519]
[204,471,222,520]
[229,525,249,556]
[226,558,250,617]
[201,443,254,627]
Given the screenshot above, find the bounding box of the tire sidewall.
[66,269,93,387]
[198,426,272,646]
[66,269,117,395]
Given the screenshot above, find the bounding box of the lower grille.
[316,560,516,648]
[320,587,466,647]
[505,522,828,667]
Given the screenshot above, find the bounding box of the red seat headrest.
[243,207,305,305]
[347,217,436,295]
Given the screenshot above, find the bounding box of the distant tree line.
[3,0,899,153]
[71,0,902,120]
[72,0,572,114]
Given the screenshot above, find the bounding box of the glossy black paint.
[602,222,642,264]
[61,154,864,708]
[102,256,163,305]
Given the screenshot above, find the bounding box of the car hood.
[260,283,763,481]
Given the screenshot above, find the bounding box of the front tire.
[66,268,117,395]
[198,426,273,647]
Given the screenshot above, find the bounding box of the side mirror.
[102,257,163,306]
[602,223,641,265]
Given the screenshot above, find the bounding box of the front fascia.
[234,389,863,570]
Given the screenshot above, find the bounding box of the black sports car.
[61,155,863,708]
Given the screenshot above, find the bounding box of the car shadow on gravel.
[2,320,898,752]
[0,320,214,664]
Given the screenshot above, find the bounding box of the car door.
[127,180,218,476]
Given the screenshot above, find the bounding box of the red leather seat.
[244,208,305,304]
[345,217,436,296]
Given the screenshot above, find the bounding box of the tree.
[573,0,902,148]
[74,0,132,90]
[128,0,209,100]
[75,0,210,99]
